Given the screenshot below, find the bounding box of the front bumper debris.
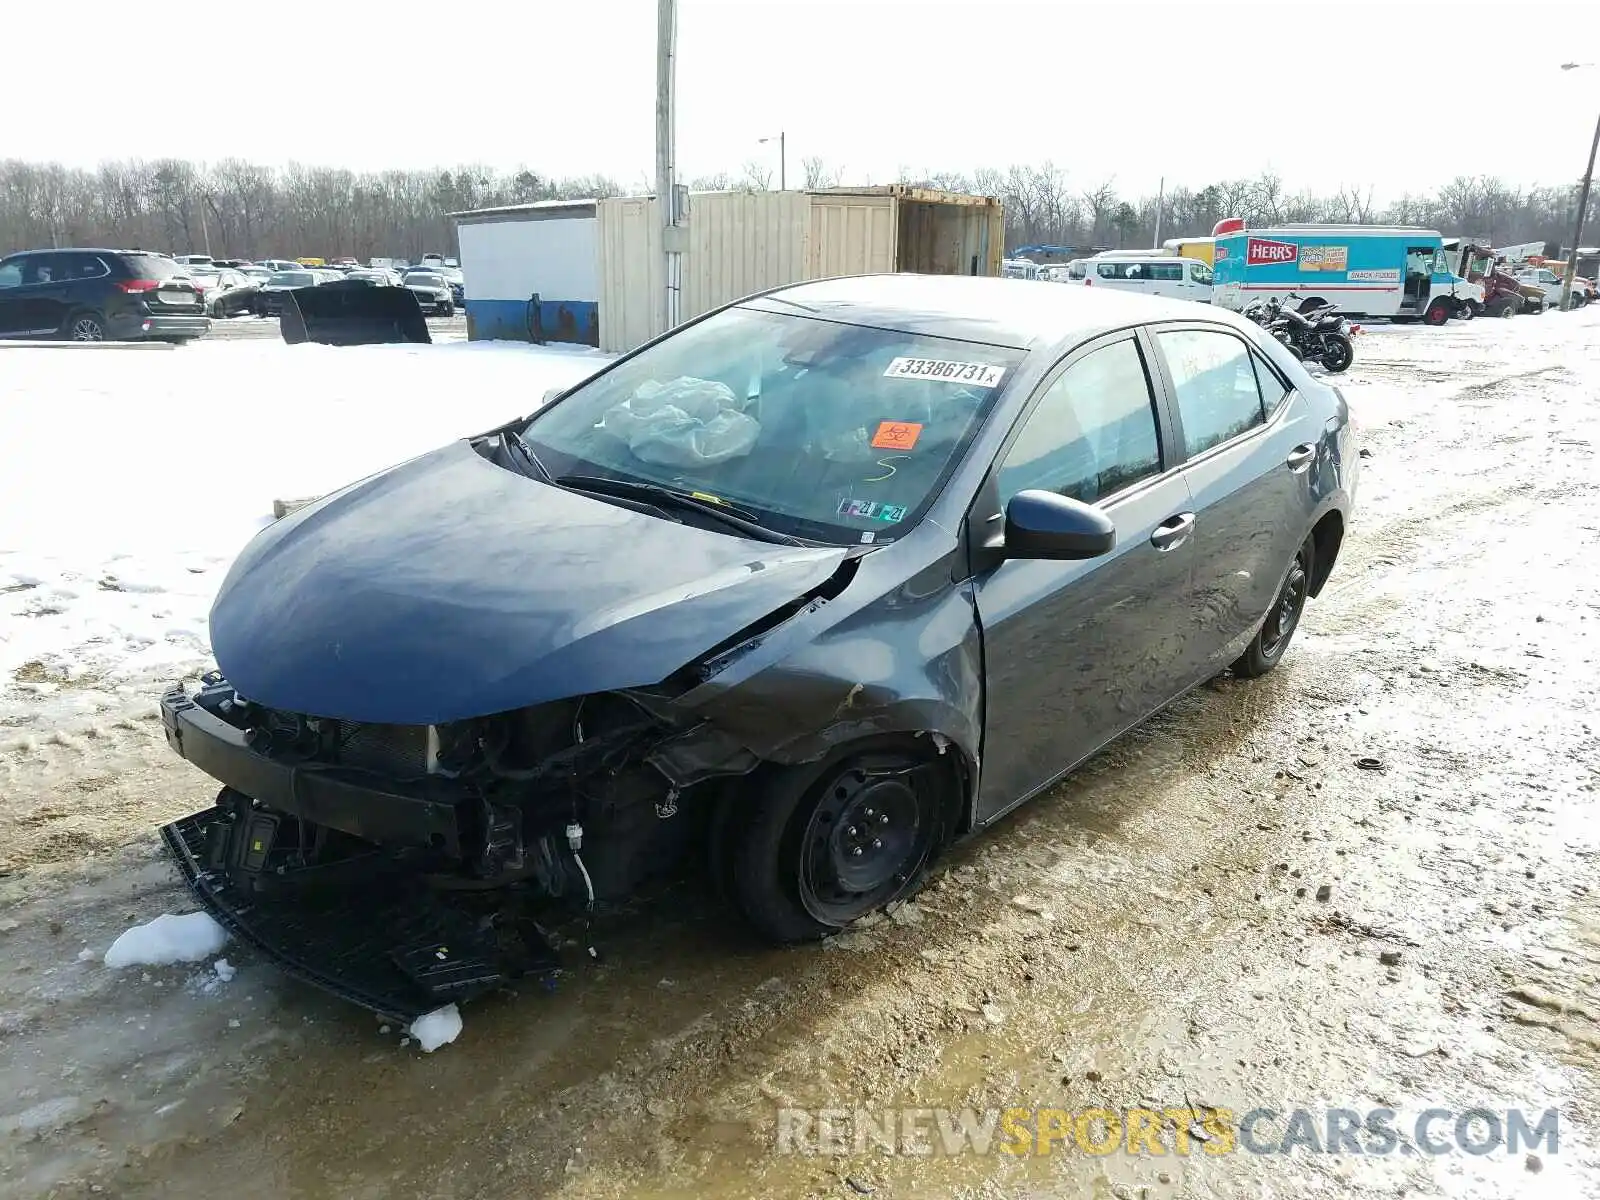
[160,687,464,854]
[162,805,559,1022]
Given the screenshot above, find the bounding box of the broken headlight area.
[158,672,758,1021]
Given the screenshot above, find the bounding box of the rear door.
[1148,324,1318,681]
[971,331,1197,820]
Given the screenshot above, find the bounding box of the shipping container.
[598,186,1002,352]
[455,186,1002,354]
[451,199,600,345]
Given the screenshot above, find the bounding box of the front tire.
[1232,538,1314,679]
[1458,301,1477,321]
[727,749,948,943]
[1423,299,1451,326]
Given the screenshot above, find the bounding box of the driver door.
[971,332,1197,823]
[1401,246,1434,314]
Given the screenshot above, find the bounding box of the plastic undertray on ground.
[161,807,559,1023]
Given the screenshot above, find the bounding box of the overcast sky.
[13,0,1600,200]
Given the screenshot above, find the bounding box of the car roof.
[4,247,161,257]
[743,273,1246,351]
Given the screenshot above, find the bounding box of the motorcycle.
[1242,292,1356,374]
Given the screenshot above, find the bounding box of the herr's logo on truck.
[1246,238,1300,266]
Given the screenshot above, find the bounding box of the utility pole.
[1558,63,1598,312]
[1152,176,1164,249]
[759,133,786,190]
[1559,109,1599,311]
[656,0,682,333]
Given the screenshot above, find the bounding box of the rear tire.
[727,749,948,943]
[65,310,106,341]
[1232,538,1314,679]
[1319,333,1354,374]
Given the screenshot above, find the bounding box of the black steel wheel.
[728,750,948,943]
[1233,539,1314,679]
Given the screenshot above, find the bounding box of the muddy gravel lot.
[3,312,1599,1199]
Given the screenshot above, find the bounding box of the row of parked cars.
[0,247,466,343]
[169,255,465,320]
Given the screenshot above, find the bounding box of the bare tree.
[801,156,840,189]
[0,155,1591,267]
[738,161,773,191]
[1080,178,1118,245]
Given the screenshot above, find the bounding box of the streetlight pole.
[1558,63,1598,312]
[760,133,786,191]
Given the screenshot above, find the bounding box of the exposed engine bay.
[159,673,761,1020]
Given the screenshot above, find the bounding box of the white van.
[1066,254,1214,302]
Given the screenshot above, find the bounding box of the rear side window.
[122,254,185,281]
[996,338,1163,506]
[1157,329,1266,456]
[1251,351,1290,415]
[58,253,110,280]
[1147,262,1183,281]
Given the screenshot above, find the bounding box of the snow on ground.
[407,1003,464,1052]
[103,910,229,967]
[0,338,610,738]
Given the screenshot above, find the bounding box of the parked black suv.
[0,248,211,342]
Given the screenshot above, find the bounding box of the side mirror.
[1000,490,1115,560]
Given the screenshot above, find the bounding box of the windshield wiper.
[555,474,805,546]
[501,428,553,481]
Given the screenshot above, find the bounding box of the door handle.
[1150,512,1195,552]
[1286,444,1316,473]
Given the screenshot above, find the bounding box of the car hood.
[209,440,851,725]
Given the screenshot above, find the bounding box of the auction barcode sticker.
[883,357,1006,387]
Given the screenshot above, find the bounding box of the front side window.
[1189,262,1214,285]
[1067,261,1086,279]
[524,306,1027,543]
[995,338,1162,507]
[0,259,21,289]
[1158,329,1266,456]
[23,255,64,285]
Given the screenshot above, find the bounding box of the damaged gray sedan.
[158,274,1356,1020]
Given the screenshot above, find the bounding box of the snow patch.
[407,1004,463,1052]
[213,958,236,982]
[103,912,229,968]
[0,339,610,736]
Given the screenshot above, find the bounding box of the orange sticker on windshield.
[871,421,924,451]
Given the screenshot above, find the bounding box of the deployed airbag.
[600,376,760,467]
